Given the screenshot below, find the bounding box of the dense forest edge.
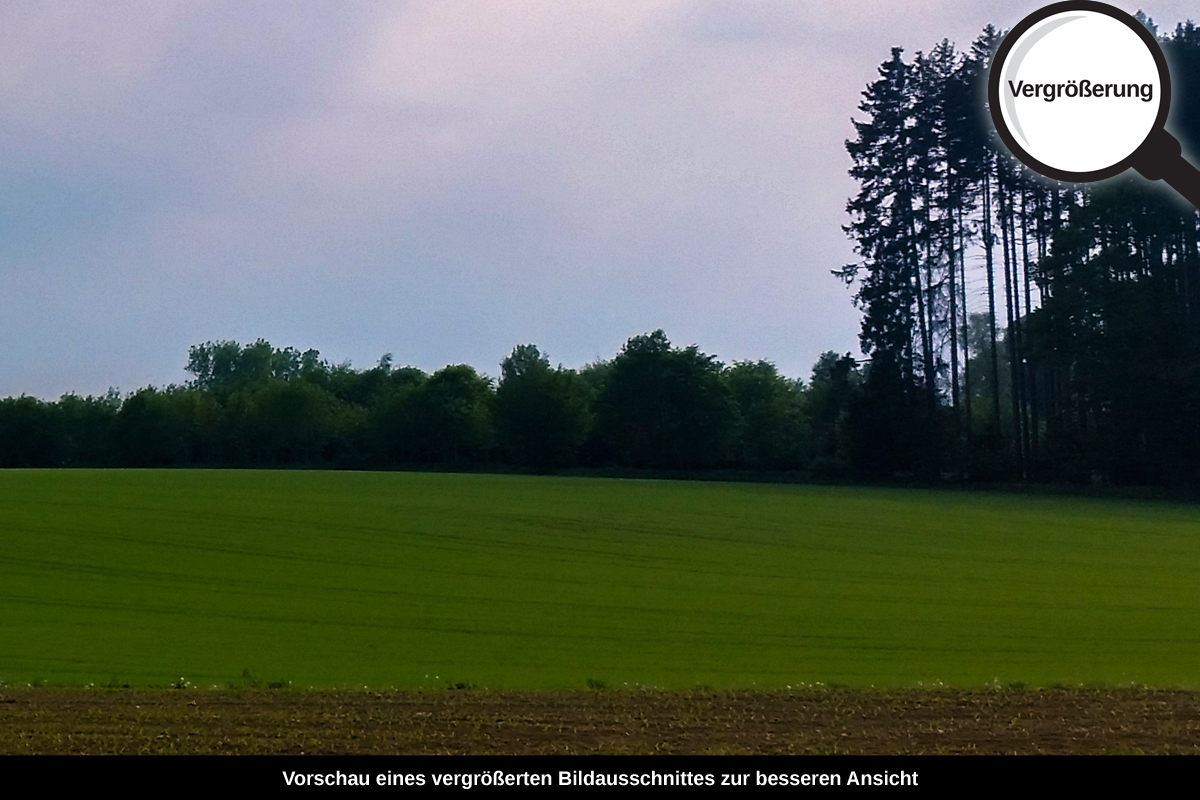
[0,333,847,479]
[4,17,1200,493]
[837,14,1200,491]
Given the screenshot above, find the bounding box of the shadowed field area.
[3,688,1199,755]
[3,470,1199,689]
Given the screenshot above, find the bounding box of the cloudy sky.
[2,1,1196,398]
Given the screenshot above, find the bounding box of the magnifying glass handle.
[1132,128,1200,209]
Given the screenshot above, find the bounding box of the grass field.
[2,470,1199,690]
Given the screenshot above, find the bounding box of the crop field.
[2,470,1200,691]
[5,687,1200,754]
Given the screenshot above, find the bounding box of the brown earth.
[2,688,1199,755]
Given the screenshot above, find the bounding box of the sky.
[3,1,1197,398]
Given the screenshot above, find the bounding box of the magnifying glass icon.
[989,1,1200,207]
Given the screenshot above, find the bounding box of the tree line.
[0,334,863,475]
[840,17,1200,489]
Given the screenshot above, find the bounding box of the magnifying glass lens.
[998,10,1162,175]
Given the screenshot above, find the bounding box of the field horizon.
[3,470,1198,691]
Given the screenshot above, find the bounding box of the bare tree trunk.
[984,165,1002,444]
[999,169,1024,477]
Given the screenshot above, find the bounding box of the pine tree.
[840,48,920,380]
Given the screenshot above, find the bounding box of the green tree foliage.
[57,392,120,466]
[841,44,956,477]
[389,365,494,464]
[596,330,737,470]
[1,334,835,475]
[841,48,921,382]
[115,387,219,466]
[847,357,943,480]
[186,339,322,398]
[495,345,592,470]
[1025,176,1200,486]
[0,396,65,467]
[725,361,810,471]
[242,380,340,465]
[805,352,861,476]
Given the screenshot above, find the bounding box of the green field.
[2,470,1198,689]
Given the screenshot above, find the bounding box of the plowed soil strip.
[3,689,1199,754]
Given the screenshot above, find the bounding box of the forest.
[2,17,1199,490]
[839,16,1200,489]
[0,333,842,476]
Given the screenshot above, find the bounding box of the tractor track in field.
[2,688,1199,755]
